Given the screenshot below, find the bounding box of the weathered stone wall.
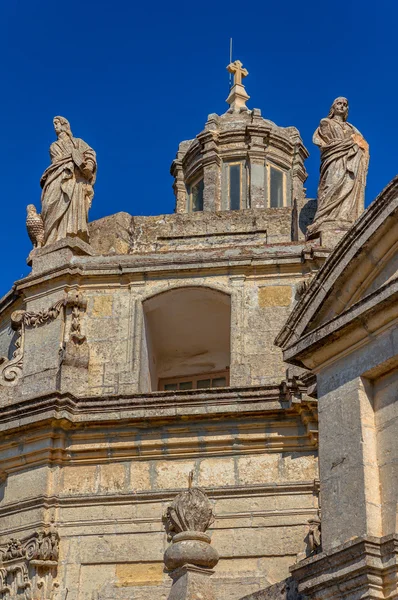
[73,270,314,394]
[88,207,317,256]
[0,241,325,400]
[0,389,318,600]
[0,207,323,600]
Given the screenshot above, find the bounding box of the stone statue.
[308,515,322,555]
[307,97,369,239]
[40,116,97,246]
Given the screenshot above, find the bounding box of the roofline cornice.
[275,175,398,350]
[283,276,398,370]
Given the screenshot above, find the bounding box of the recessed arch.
[141,286,231,391]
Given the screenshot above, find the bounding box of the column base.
[167,564,216,600]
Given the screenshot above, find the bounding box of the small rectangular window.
[197,379,211,388]
[187,178,204,212]
[164,383,178,391]
[179,381,193,390]
[270,167,284,208]
[229,164,241,210]
[159,371,229,391]
[212,377,226,388]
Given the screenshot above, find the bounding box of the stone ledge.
[14,244,329,294]
[0,480,319,519]
[290,534,398,600]
[0,383,316,428]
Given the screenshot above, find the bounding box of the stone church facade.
[0,62,396,600]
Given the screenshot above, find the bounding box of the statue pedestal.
[167,565,216,600]
[307,221,352,249]
[319,227,350,249]
[28,237,95,274]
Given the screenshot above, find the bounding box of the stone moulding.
[275,175,398,353]
[0,292,87,387]
[0,382,318,435]
[0,529,60,600]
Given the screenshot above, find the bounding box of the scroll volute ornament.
[0,529,60,600]
[0,292,88,388]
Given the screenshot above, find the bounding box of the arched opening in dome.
[141,287,231,392]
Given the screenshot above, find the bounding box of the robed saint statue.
[40,116,97,246]
[307,97,369,238]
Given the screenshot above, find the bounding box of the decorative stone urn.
[163,485,219,600]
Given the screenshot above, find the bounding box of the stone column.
[163,485,219,600]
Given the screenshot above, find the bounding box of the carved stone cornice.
[275,175,398,355]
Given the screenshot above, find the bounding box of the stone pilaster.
[317,373,382,551]
[290,132,309,205]
[247,113,267,209]
[171,158,187,214]
[197,130,221,212]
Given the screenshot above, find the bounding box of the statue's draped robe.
[308,118,368,236]
[40,136,97,245]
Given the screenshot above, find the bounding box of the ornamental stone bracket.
[0,291,88,387]
[279,377,319,445]
[0,528,61,600]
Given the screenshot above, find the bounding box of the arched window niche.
[141,287,231,392]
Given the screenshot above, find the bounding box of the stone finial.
[226,59,250,112]
[164,486,215,540]
[163,485,219,600]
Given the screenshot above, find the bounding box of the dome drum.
[171,107,309,215]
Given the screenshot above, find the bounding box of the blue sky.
[0,0,396,296]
